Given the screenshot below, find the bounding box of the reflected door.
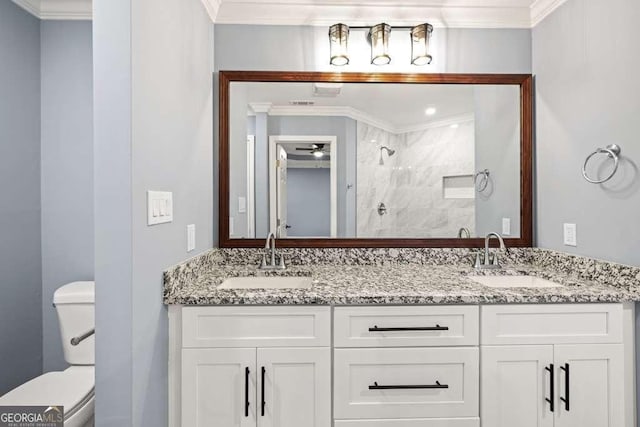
[276,145,288,238]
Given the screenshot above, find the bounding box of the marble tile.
[356,121,476,238]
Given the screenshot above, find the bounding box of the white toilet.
[0,281,95,427]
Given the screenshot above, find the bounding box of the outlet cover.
[563,223,577,246]
[502,218,511,236]
[187,224,196,252]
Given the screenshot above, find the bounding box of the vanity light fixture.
[329,23,350,66]
[369,23,392,65]
[410,23,434,65]
[328,22,434,66]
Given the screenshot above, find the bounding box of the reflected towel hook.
[474,169,490,192]
[582,144,621,184]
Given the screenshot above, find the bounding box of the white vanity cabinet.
[170,303,635,427]
[480,304,634,427]
[172,306,332,427]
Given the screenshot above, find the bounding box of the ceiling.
[239,82,482,133]
[14,0,567,28]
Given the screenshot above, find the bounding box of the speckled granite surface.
[163,248,640,305]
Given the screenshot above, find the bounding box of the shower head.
[379,146,396,165]
[380,146,396,156]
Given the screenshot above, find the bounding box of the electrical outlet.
[187,224,196,252]
[563,223,577,246]
[502,218,511,236]
[229,217,235,236]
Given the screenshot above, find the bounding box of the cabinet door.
[554,344,624,427]
[182,348,256,427]
[257,347,331,427]
[481,345,554,427]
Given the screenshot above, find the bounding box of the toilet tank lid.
[54,281,95,304]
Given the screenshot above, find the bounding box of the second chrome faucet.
[474,232,508,269]
[259,232,286,271]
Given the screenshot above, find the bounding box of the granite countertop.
[164,261,640,306]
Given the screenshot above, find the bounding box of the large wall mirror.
[219,72,532,248]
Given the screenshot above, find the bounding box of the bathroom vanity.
[165,249,640,427]
[164,70,638,427]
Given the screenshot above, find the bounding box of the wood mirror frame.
[219,71,532,248]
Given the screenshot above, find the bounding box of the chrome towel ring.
[582,144,621,184]
[474,169,490,192]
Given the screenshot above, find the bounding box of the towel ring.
[582,144,621,184]
[474,169,490,192]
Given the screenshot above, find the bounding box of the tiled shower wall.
[357,121,475,238]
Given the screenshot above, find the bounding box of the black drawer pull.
[560,363,570,411]
[369,380,448,390]
[545,364,554,413]
[368,325,449,332]
[244,367,250,417]
[261,366,266,416]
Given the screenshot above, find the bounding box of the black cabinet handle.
[244,367,250,417]
[369,380,448,390]
[545,364,554,412]
[261,366,266,417]
[560,363,570,411]
[368,325,449,332]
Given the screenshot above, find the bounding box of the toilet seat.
[0,366,94,421]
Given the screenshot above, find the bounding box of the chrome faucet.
[474,232,508,269]
[259,232,286,270]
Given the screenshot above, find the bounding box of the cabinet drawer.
[334,306,479,347]
[335,419,479,427]
[334,348,479,419]
[481,304,623,345]
[182,306,331,347]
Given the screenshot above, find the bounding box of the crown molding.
[249,102,273,114]
[399,112,475,134]
[268,105,398,134]
[215,2,533,28]
[13,0,567,27]
[264,105,475,135]
[210,0,568,28]
[12,0,92,20]
[201,0,221,22]
[530,0,568,27]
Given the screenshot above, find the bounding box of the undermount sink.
[218,276,313,290]
[468,275,563,289]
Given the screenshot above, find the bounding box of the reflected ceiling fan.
[296,143,329,158]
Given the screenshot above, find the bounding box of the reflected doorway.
[268,135,337,238]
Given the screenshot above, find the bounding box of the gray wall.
[0,0,43,395]
[94,0,213,425]
[474,85,521,238]
[533,0,640,267]
[40,20,94,373]
[287,168,331,237]
[214,25,532,244]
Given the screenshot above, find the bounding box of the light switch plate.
[238,197,247,213]
[563,223,577,246]
[502,218,511,236]
[147,191,173,225]
[187,224,196,252]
